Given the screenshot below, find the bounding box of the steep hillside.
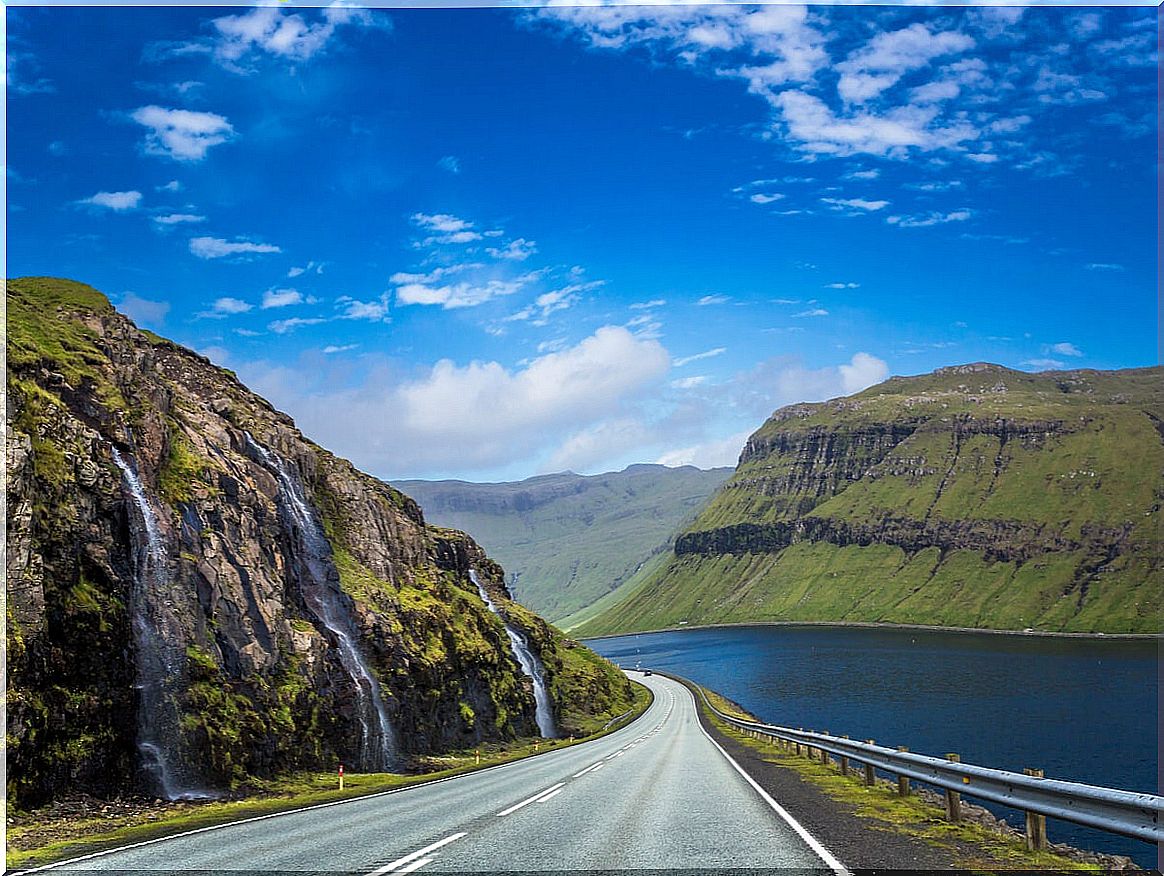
[577,363,1162,636]
[396,465,731,622]
[5,277,634,809]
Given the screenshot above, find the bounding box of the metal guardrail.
[688,682,1162,847]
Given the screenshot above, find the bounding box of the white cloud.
[793,308,829,318]
[262,288,303,309]
[656,429,751,470]
[396,275,535,310]
[838,352,889,394]
[821,197,889,211]
[674,347,726,367]
[696,294,730,306]
[966,152,999,164]
[836,23,975,105]
[671,375,709,390]
[189,236,281,259]
[322,344,359,355]
[211,296,252,315]
[412,212,474,233]
[288,260,325,278]
[749,193,785,204]
[209,5,380,69]
[247,325,670,475]
[117,293,170,328]
[824,282,859,289]
[269,317,326,335]
[336,294,390,321]
[437,155,461,174]
[487,238,538,261]
[153,212,205,225]
[158,180,182,192]
[845,169,881,180]
[1048,342,1083,357]
[1021,358,1065,370]
[887,210,972,228]
[630,299,666,310]
[76,190,142,211]
[1086,262,1125,271]
[131,106,234,162]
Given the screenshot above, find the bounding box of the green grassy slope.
[397,465,732,622]
[577,364,1163,636]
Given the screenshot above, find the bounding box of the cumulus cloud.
[336,294,390,321]
[749,193,785,204]
[836,23,975,105]
[487,238,538,261]
[1048,342,1084,357]
[262,288,303,309]
[209,296,252,316]
[190,236,281,259]
[76,190,142,211]
[242,325,671,476]
[208,5,382,70]
[656,429,752,470]
[131,106,234,161]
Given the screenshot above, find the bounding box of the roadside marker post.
[945,754,962,822]
[339,763,344,791]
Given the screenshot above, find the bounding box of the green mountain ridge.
[576,363,1163,636]
[396,464,732,623]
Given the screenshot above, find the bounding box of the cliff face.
[5,278,634,808]
[577,364,1163,636]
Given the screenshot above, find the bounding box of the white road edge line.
[366,832,467,876]
[495,782,566,817]
[684,684,852,876]
[537,787,566,803]
[9,690,664,876]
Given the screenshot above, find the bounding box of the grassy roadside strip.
[7,682,653,871]
[690,682,1107,873]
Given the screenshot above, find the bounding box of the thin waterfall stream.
[111,446,214,800]
[469,569,557,738]
[244,433,399,771]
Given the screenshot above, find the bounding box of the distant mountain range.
[575,364,1162,636]
[397,465,732,625]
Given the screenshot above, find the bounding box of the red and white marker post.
[339,763,344,791]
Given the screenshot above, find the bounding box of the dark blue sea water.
[587,625,1160,869]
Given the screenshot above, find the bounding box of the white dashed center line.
[366,832,466,876]
[496,782,566,817]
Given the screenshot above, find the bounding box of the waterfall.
[111,447,214,801]
[244,433,399,771]
[469,570,557,738]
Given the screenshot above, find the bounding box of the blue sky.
[5,4,1157,481]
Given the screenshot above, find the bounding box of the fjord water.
[470,570,557,737]
[588,625,1158,866]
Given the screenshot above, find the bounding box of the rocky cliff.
[576,363,1162,636]
[5,277,634,808]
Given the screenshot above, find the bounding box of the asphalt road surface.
[29,673,847,875]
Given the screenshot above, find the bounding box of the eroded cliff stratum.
[577,363,1162,636]
[5,277,634,808]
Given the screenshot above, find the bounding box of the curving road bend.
[30,673,846,875]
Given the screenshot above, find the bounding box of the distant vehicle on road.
[643,669,652,676]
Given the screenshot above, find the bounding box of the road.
[31,673,846,874]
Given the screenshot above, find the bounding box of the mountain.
[396,465,732,624]
[576,363,1163,636]
[5,277,634,808]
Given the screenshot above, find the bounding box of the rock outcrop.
[5,277,634,808]
[577,363,1163,636]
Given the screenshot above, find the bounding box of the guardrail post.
[864,741,876,786]
[796,729,803,756]
[820,732,830,765]
[896,747,910,796]
[944,754,962,822]
[1023,769,1047,850]
[840,736,850,776]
